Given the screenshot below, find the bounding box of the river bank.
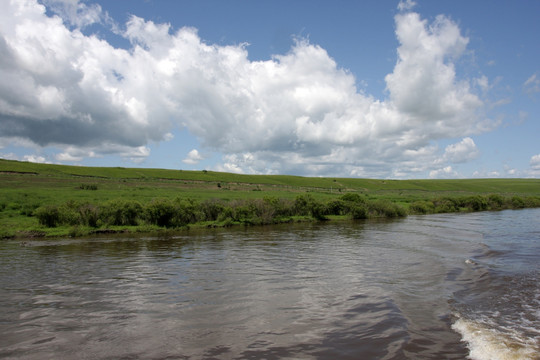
[2,159,540,239]
[3,193,540,240]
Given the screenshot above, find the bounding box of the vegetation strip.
[1,159,539,239]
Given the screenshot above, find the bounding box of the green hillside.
[1,159,539,239]
[2,158,539,196]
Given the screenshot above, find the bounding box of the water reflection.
[2,211,538,359]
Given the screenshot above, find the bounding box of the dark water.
[1,209,538,359]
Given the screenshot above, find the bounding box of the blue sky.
[0,0,539,178]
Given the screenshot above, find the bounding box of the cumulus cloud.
[182,149,204,165]
[531,154,540,170]
[0,0,491,177]
[41,0,105,28]
[398,0,416,12]
[442,137,479,163]
[23,154,48,163]
[429,166,458,179]
[55,146,96,162]
[0,152,50,163]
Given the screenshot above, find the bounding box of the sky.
[0,0,539,179]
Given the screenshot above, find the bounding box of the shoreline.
[5,206,540,241]
[2,159,540,240]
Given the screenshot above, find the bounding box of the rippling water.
[1,209,538,359]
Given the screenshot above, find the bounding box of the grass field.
[1,158,540,238]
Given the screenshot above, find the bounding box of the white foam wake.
[452,317,539,360]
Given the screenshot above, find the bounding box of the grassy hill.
[1,158,539,238]
[2,158,539,196]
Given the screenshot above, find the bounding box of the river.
[1,208,539,359]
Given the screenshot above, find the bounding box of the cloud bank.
[0,0,493,177]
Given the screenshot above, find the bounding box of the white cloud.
[0,0,492,177]
[56,146,96,162]
[524,73,540,95]
[442,137,479,163]
[531,154,540,170]
[398,0,416,12]
[23,154,48,163]
[182,149,204,165]
[42,0,105,28]
[475,75,490,93]
[0,153,19,161]
[0,152,49,163]
[429,166,458,179]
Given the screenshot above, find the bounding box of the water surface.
[1,209,538,359]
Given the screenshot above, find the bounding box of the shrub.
[460,195,488,212]
[101,200,142,226]
[511,196,525,209]
[35,205,61,227]
[68,225,86,237]
[293,195,328,220]
[524,196,540,208]
[79,204,100,227]
[79,184,98,190]
[173,198,202,225]
[326,199,346,215]
[350,204,368,219]
[433,197,459,213]
[487,194,505,210]
[263,196,293,218]
[245,199,275,224]
[368,200,406,218]
[293,194,313,216]
[144,199,177,227]
[409,201,434,214]
[309,201,328,221]
[217,206,235,222]
[340,193,369,215]
[200,199,225,221]
[340,193,366,204]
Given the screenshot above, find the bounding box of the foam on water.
[452,316,539,360]
[451,269,540,360]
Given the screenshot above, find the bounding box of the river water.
[1,209,538,359]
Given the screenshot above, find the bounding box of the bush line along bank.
[30,193,540,232]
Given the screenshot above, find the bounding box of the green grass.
[1,158,539,239]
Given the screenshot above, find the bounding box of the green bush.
[487,194,505,210]
[79,184,98,190]
[144,199,177,227]
[309,201,328,221]
[350,204,368,219]
[511,196,525,209]
[200,199,225,221]
[101,200,142,226]
[433,197,459,213]
[460,195,488,211]
[326,199,346,215]
[409,201,434,214]
[368,200,406,218]
[293,195,328,220]
[173,198,202,225]
[293,194,313,216]
[35,205,61,227]
[340,193,366,204]
[524,196,540,208]
[263,196,293,218]
[79,204,100,227]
